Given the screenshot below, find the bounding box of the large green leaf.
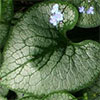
[0,1,100,96]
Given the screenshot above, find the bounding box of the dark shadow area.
[6,90,17,100]
[67,26,100,43]
[14,0,43,12]
[73,90,84,100]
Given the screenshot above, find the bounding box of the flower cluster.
[78,0,94,14]
[79,6,94,14]
[50,4,63,26]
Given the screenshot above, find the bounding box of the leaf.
[18,92,77,100]
[0,1,100,96]
[0,95,7,100]
[0,24,9,68]
[0,24,9,49]
[16,92,29,99]
[11,12,24,25]
[0,0,13,22]
[43,92,77,100]
[0,0,13,49]
[83,75,100,100]
[0,86,9,97]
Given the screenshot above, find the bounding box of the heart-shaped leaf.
[0,1,100,96]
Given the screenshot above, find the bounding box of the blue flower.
[50,16,58,26]
[50,12,63,26]
[53,12,63,21]
[51,4,59,14]
[79,6,85,13]
[50,4,64,26]
[87,6,94,14]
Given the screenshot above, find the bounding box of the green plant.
[0,0,100,100]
